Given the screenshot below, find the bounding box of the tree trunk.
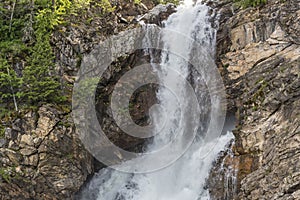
[9,0,16,33]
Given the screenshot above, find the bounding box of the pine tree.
[22,31,63,105]
[0,0,27,112]
[21,0,66,105]
[0,58,21,111]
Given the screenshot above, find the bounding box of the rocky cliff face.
[0,105,93,199]
[1,0,299,199]
[0,1,175,199]
[209,0,300,199]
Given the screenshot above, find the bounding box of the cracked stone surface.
[0,105,93,200]
[208,0,300,199]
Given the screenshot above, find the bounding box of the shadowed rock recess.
[0,0,299,199]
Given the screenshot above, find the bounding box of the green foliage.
[23,33,65,104]
[0,0,66,110]
[139,0,180,5]
[15,1,66,105]
[0,166,21,183]
[159,0,180,5]
[234,0,267,8]
[0,167,11,183]
[95,0,115,13]
[0,0,29,78]
[36,0,115,27]
[0,58,22,108]
[36,0,71,29]
[134,0,142,4]
[0,125,5,138]
[223,63,230,69]
[57,119,72,128]
[0,0,116,115]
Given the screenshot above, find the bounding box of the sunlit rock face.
[0,105,93,199]
[208,0,300,199]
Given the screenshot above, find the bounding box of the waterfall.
[77,0,234,199]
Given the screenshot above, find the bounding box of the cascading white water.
[78,1,234,199]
